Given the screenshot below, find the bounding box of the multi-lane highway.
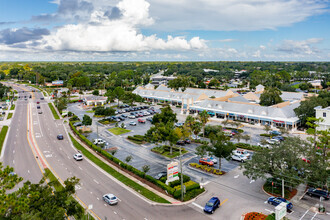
[3,84,208,220]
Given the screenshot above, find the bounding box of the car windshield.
[206,202,214,207]
[110,196,117,200]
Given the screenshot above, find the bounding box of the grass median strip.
[48,103,60,119]
[0,126,8,155]
[10,104,15,110]
[69,133,170,204]
[7,113,13,120]
[108,127,131,135]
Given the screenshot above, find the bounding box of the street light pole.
[180,146,184,201]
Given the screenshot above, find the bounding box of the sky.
[0,0,329,61]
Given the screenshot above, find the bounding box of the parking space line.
[299,210,309,220]
[220,198,228,206]
[311,212,317,220]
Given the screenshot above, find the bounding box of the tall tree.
[198,110,210,138]
[152,106,177,125]
[259,87,283,106]
[82,114,92,126]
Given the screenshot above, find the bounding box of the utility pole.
[282,178,284,198]
[180,146,184,201]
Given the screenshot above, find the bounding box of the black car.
[154,172,167,180]
[176,140,185,145]
[184,139,191,144]
[121,114,128,118]
[73,122,83,126]
[146,117,153,122]
[57,134,64,140]
[40,97,44,100]
[307,188,329,200]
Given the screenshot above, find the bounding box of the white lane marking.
[13,150,15,154]
[28,170,30,173]
[311,212,317,220]
[17,129,18,132]
[250,180,255,183]
[114,212,117,214]
[45,154,52,158]
[13,160,15,164]
[14,141,16,145]
[97,197,99,200]
[234,175,239,178]
[79,166,83,170]
[264,201,268,204]
[67,156,70,159]
[144,218,148,220]
[93,179,99,184]
[326,212,330,215]
[299,210,309,220]
[265,209,274,213]
[59,147,62,150]
[104,204,107,207]
[200,181,210,186]
[117,197,121,202]
[90,191,93,194]
[192,202,203,210]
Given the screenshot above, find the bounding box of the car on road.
[103,194,118,205]
[38,111,42,114]
[128,115,135,119]
[37,105,40,109]
[233,149,251,159]
[94,139,106,145]
[129,121,137,126]
[231,154,248,162]
[199,158,214,166]
[40,97,44,100]
[138,119,146,123]
[37,101,40,104]
[176,140,185,145]
[306,188,329,200]
[154,172,167,180]
[203,197,220,214]
[73,153,83,161]
[267,197,293,210]
[269,130,282,136]
[184,139,191,144]
[57,134,64,140]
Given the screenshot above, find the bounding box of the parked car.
[103,194,118,205]
[154,172,167,180]
[94,139,106,145]
[307,188,329,200]
[207,156,217,164]
[73,122,82,126]
[175,122,184,127]
[257,143,271,149]
[38,111,42,114]
[146,117,153,122]
[176,140,185,145]
[73,153,83,161]
[57,134,64,140]
[269,130,282,136]
[37,101,40,104]
[129,121,137,126]
[138,119,146,123]
[121,114,128,118]
[128,115,135,119]
[40,97,44,100]
[199,158,214,166]
[273,136,284,141]
[267,138,279,145]
[191,134,201,140]
[267,197,293,210]
[184,139,191,144]
[233,149,251,158]
[203,197,220,214]
[231,154,248,162]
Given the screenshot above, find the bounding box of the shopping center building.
[133,84,313,130]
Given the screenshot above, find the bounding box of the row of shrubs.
[234,143,264,151]
[127,135,145,144]
[69,121,203,200]
[190,163,223,175]
[260,133,272,137]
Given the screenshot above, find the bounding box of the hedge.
[69,121,202,200]
[190,163,223,175]
[234,143,264,151]
[260,133,272,137]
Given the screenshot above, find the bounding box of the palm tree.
[233,132,242,143]
[242,134,251,145]
[221,118,230,128]
[198,110,210,138]
[185,115,196,135]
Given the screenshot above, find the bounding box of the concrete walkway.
[64,123,180,205]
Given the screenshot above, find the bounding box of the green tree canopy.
[259,87,283,106]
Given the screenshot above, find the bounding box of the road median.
[48,103,60,119]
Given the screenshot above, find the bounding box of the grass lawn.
[263,180,297,200]
[10,104,15,110]
[6,113,13,120]
[151,145,188,158]
[292,82,302,89]
[69,134,170,204]
[85,110,94,113]
[108,127,131,135]
[48,103,60,119]
[0,126,9,155]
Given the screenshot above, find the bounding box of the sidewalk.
[64,123,180,205]
[291,184,311,210]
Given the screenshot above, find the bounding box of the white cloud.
[260,45,266,50]
[147,0,328,31]
[218,39,237,43]
[37,0,207,52]
[277,38,323,55]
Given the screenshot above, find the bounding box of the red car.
[37,101,40,104]
[199,158,214,166]
[138,119,146,123]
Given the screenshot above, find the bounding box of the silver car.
[103,194,118,205]
[73,153,83,161]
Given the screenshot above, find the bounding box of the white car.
[128,115,135,119]
[233,149,251,158]
[191,134,201,140]
[266,138,279,145]
[73,153,83,161]
[129,121,137,126]
[257,143,272,149]
[103,194,118,205]
[231,154,248,162]
[94,139,106,145]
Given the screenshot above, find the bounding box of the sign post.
[166,162,179,184]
